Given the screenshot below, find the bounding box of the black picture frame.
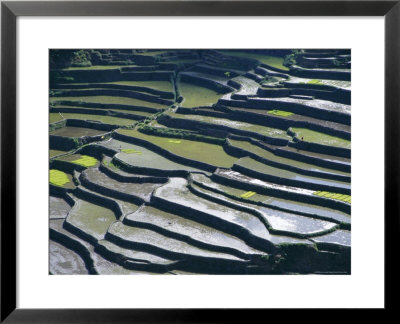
[1,0,398,322]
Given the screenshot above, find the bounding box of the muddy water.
[49,196,72,219]
[50,218,148,275]
[98,240,175,265]
[193,172,350,223]
[311,229,351,247]
[291,128,351,149]
[66,197,117,241]
[83,167,163,201]
[50,126,107,137]
[108,221,243,261]
[116,130,237,168]
[154,178,273,242]
[126,205,266,256]
[191,182,337,238]
[281,146,351,164]
[231,76,260,96]
[178,81,225,108]
[284,76,351,90]
[236,157,351,190]
[226,108,351,133]
[167,112,291,140]
[49,240,88,275]
[106,80,174,92]
[259,207,337,236]
[102,139,202,172]
[250,96,351,115]
[49,112,136,126]
[229,139,350,176]
[50,95,167,109]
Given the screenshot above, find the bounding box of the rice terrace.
[49,49,351,275]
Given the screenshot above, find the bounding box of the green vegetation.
[117,129,237,168]
[267,110,294,117]
[71,155,98,167]
[178,82,225,108]
[49,49,351,274]
[240,191,256,198]
[102,158,120,170]
[314,191,351,204]
[49,169,70,187]
[291,128,351,149]
[50,113,65,123]
[121,149,142,154]
[138,124,225,145]
[308,79,324,85]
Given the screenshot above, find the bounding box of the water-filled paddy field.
[164,111,292,141]
[49,49,351,275]
[116,129,238,168]
[218,50,290,71]
[178,81,225,108]
[50,126,107,137]
[49,113,137,126]
[50,96,168,109]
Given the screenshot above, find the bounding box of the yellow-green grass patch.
[71,155,98,167]
[168,140,181,144]
[314,191,351,204]
[122,149,142,154]
[50,169,70,187]
[308,79,324,85]
[117,129,238,168]
[240,191,256,198]
[291,127,351,149]
[267,110,294,117]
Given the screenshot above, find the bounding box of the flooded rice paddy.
[49,49,351,274]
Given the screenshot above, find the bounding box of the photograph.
[49,49,351,275]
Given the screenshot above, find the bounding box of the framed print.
[1,0,398,322]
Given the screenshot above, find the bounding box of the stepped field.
[49,49,351,275]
